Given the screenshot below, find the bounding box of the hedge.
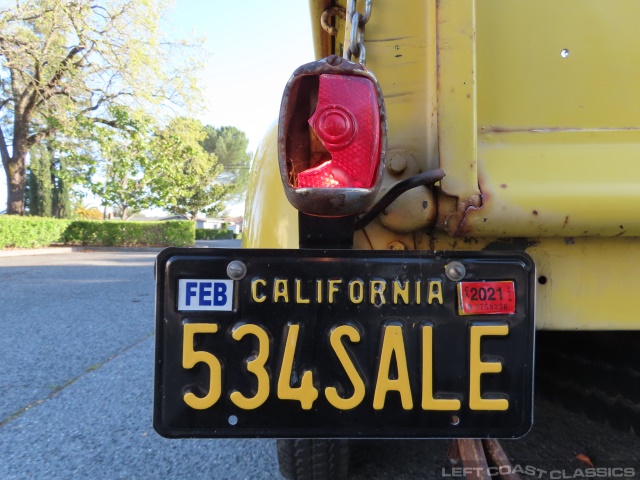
[195,228,235,240]
[0,216,195,249]
[0,216,71,248]
[63,220,195,247]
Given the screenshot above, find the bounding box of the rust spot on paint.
[563,216,569,228]
[466,94,471,99]
[500,184,507,189]
[387,240,406,250]
[532,210,538,216]
[564,237,575,245]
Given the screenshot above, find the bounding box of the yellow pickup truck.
[154,1,640,478]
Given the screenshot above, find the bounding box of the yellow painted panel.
[459,130,640,236]
[434,0,640,236]
[362,0,438,171]
[436,0,480,202]
[477,0,640,130]
[242,124,298,249]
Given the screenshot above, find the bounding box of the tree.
[25,143,53,216]
[0,0,203,214]
[86,107,154,220]
[200,126,252,200]
[149,118,231,220]
[25,138,73,217]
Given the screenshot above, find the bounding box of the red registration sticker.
[457,281,516,315]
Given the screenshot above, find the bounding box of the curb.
[0,246,165,258]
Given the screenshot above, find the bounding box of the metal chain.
[343,0,372,65]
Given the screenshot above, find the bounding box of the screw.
[227,260,247,280]
[445,261,466,281]
[326,55,343,66]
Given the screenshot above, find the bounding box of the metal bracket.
[298,212,355,249]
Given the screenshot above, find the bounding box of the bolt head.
[227,260,247,280]
[326,55,343,66]
[445,261,466,281]
[387,154,408,175]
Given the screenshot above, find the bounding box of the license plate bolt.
[227,261,247,281]
[445,261,466,281]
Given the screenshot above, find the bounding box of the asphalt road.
[2,244,640,479]
[0,244,280,480]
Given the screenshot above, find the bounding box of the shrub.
[195,228,235,240]
[0,216,195,249]
[0,216,70,248]
[63,220,195,247]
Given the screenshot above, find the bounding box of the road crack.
[0,331,154,428]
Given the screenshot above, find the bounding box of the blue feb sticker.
[177,279,233,311]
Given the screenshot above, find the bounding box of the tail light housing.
[278,56,387,217]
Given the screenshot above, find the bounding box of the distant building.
[127,213,242,233]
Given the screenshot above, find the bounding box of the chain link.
[343,0,372,65]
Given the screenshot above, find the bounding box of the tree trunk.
[4,153,27,215]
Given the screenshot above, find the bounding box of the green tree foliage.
[25,144,53,217]
[0,0,204,214]
[85,114,232,221]
[25,140,73,218]
[200,126,252,200]
[51,155,72,218]
[149,118,232,220]
[86,107,154,220]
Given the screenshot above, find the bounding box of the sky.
[169,0,315,153]
[0,0,316,216]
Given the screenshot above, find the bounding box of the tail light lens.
[300,74,380,189]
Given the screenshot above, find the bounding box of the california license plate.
[154,248,535,438]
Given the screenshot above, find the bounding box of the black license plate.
[154,248,535,439]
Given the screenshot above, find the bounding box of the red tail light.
[278,56,387,217]
[299,74,380,189]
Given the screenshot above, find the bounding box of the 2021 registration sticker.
[457,281,516,315]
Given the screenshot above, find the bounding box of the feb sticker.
[177,279,233,311]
